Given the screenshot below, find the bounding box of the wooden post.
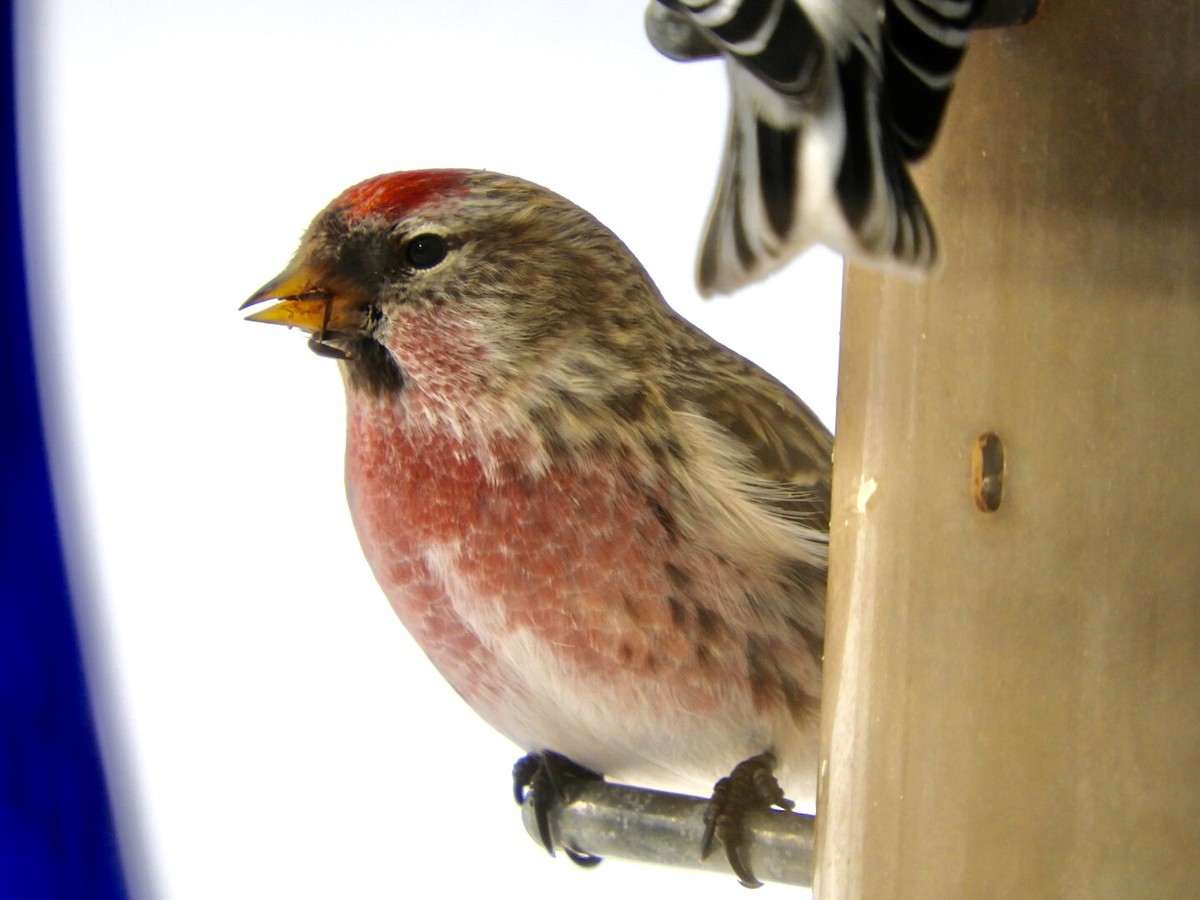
[816,3,1200,897]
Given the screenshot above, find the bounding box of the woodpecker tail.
[647,0,978,295]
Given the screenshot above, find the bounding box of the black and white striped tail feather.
[696,62,838,297]
[882,0,976,159]
[644,1,722,61]
[649,0,973,293]
[678,0,855,294]
[834,44,937,269]
[695,48,936,294]
[696,80,782,296]
[652,0,828,97]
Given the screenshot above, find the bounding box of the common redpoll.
[243,169,830,884]
[646,0,977,293]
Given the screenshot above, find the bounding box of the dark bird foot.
[513,751,604,868]
[702,752,795,888]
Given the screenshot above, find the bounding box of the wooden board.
[816,3,1200,896]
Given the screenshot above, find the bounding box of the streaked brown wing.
[685,354,833,529]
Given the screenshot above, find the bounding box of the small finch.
[645,0,978,294]
[243,170,831,885]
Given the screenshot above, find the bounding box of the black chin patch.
[343,337,405,395]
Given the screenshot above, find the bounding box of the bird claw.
[512,751,604,868]
[702,752,794,888]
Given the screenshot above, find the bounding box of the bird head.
[243,169,670,416]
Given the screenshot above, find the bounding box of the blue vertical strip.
[1,7,130,899]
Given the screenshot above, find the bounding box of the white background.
[17,1,840,896]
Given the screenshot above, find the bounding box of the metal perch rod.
[520,779,815,888]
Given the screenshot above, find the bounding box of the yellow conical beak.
[243,294,336,330]
[242,260,364,359]
[241,262,333,331]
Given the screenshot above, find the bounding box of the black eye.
[405,233,448,269]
